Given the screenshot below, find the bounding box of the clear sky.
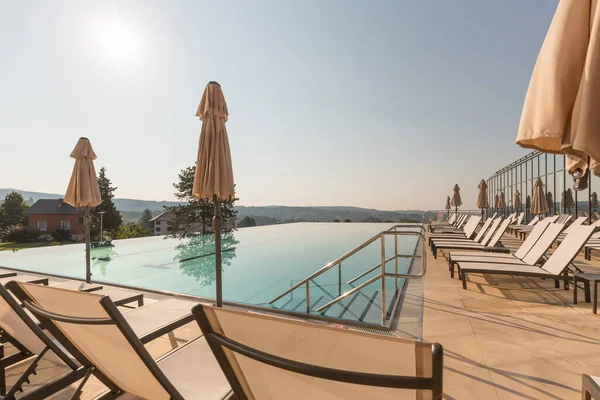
[0,0,558,210]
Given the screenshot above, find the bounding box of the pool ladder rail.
[268,224,427,325]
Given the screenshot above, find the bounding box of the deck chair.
[448,223,564,279]
[429,216,496,248]
[431,217,509,259]
[193,304,443,400]
[8,283,230,400]
[511,215,540,235]
[1,283,198,399]
[582,374,600,399]
[429,215,480,236]
[458,225,595,291]
[512,214,561,239]
[556,214,573,225]
[554,216,589,242]
[428,216,481,245]
[430,214,464,232]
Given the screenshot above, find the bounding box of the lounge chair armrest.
[482,247,510,253]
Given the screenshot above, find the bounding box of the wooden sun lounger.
[458,225,595,291]
[2,283,198,399]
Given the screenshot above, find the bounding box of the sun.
[89,15,146,69]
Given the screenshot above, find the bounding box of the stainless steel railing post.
[380,234,386,325]
[338,262,342,296]
[394,232,399,291]
[305,281,310,314]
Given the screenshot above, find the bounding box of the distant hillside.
[0,189,179,211]
[1,188,429,225]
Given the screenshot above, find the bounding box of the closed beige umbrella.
[476,180,489,218]
[445,196,451,218]
[193,81,235,307]
[546,191,554,213]
[498,191,507,210]
[64,137,102,283]
[516,0,600,176]
[562,188,576,213]
[531,178,549,215]
[514,190,522,211]
[592,192,600,209]
[450,184,462,216]
[494,193,499,209]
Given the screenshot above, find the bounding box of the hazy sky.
[0,0,558,210]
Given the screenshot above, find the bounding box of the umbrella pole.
[84,207,91,283]
[213,195,223,307]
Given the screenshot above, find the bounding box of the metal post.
[553,155,557,215]
[338,263,342,296]
[305,281,310,314]
[84,207,91,283]
[394,234,399,291]
[380,235,386,324]
[589,171,593,224]
[99,211,105,243]
[213,195,223,307]
[524,162,528,223]
[564,155,567,214]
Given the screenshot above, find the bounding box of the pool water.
[0,223,422,326]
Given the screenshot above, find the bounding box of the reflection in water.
[174,232,239,286]
[91,244,118,276]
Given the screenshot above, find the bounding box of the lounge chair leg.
[555,279,559,288]
[450,264,454,278]
[168,331,178,349]
[585,280,591,303]
[6,347,49,399]
[462,272,468,289]
[71,366,95,400]
[0,344,5,396]
[433,247,437,259]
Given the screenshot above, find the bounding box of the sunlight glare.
[90,16,147,69]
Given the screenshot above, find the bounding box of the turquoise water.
[0,223,421,325]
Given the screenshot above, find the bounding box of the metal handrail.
[267,224,427,325]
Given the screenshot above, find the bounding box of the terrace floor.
[6,229,600,399]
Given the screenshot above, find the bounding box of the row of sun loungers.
[428,213,600,397]
[0,268,444,399]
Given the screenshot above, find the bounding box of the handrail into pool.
[267,224,427,325]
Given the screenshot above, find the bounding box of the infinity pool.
[0,223,422,327]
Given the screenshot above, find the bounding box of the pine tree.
[0,192,29,228]
[91,167,123,232]
[166,164,238,237]
[139,209,153,231]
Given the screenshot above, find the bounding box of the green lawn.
[0,242,66,251]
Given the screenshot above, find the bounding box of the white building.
[150,211,236,236]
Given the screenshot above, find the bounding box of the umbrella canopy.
[514,190,522,210]
[450,184,462,208]
[193,82,235,201]
[192,81,235,308]
[494,194,499,209]
[476,180,489,209]
[563,188,576,209]
[546,191,554,210]
[531,178,549,215]
[592,192,600,209]
[445,196,451,210]
[65,138,102,208]
[64,137,102,283]
[516,0,600,176]
[497,191,507,209]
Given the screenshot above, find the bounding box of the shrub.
[1,225,41,243]
[237,216,257,228]
[52,229,72,242]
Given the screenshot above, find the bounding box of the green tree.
[0,192,29,228]
[113,223,151,239]
[344,218,351,223]
[237,216,257,228]
[165,165,238,237]
[91,167,123,233]
[333,218,340,223]
[139,209,153,231]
